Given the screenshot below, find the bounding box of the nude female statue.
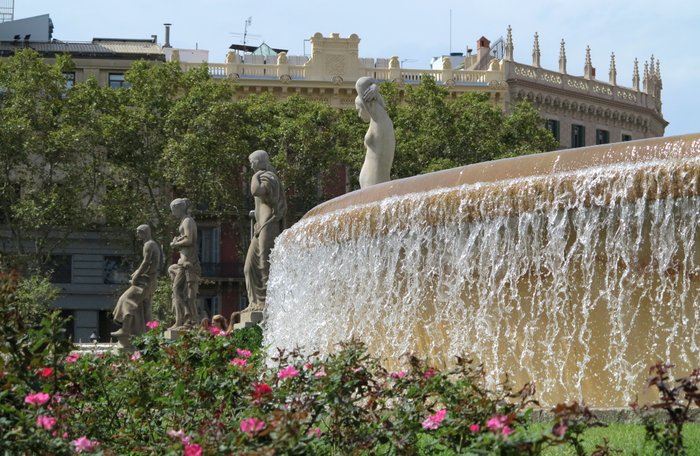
[168,198,201,329]
[355,77,395,189]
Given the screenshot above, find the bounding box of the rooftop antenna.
[449,9,452,54]
[243,16,252,48]
[230,16,262,49]
[0,0,14,23]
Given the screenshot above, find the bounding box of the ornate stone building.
[177,27,666,148]
[0,15,666,339]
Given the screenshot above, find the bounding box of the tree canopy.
[0,50,558,269]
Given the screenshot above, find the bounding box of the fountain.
[264,134,700,407]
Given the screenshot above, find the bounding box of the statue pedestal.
[113,334,136,353]
[234,311,263,330]
[164,328,185,340]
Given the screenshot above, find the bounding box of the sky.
[16,0,700,137]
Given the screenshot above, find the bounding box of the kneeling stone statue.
[111,224,161,351]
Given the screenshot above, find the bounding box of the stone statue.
[111,224,161,348]
[355,77,395,189]
[168,198,202,329]
[243,150,287,314]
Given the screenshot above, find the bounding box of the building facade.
[177,28,666,148]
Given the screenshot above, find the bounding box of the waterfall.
[264,136,700,406]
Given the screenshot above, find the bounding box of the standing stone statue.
[242,150,287,316]
[355,77,395,189]
[168,198,201,329]
[111,224,161,349]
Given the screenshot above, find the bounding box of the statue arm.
[131,243,156,282]
[170,219,196,248]
[251,171,274,197]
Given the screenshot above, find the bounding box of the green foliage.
[0,49,103,269]
[12,274,60,325]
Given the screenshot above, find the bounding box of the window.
[596,129,610,145]
[108,73,129,89]
[63,72,75,89]
[47,255,72,284]
[200,295,221,317]
[571,124,586,148]
[103,256,131,284]
[545,119,560,142]
[622,134,632,142]
[199,227,220,277]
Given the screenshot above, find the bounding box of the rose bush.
[1,272,698,455]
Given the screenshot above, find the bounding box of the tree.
[98,60,185,250]
[347,77,558,182]
[0,49,104,271]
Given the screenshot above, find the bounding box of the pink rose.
[391,371,407,379]
[146,321,160,329]
[36,415,57,430]
[314,367,327,378]
[424,368,436,379]
[130,351,141,361]
[230,358,247,367]
[184,443,203,456]
[24,392,51,406]
[236,348,252,358]
[240,417,266,436]
[421,408,447,430]
[486,415,509,431]
[277,365,299,379]
[72,436,99,453]
[65,353,80,363]
[469,423,480,433]
[501,425,514,437]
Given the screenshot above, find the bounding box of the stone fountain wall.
[264,134,700,406]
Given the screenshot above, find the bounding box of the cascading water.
[264,134,700,406]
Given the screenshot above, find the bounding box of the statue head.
[354,76,384,123]
[136,224,151,241]
[249,150,274,172]
[170,198,190,219]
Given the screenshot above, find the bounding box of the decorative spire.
[584,45,594,80]
[643,60,649,93]
[559,39,567,74]
[649,54,656,78]
[532,32,541,68]
[632,58,640,91]
[505,25,514,61]
[655,59,662,111]
[608,52,617,85]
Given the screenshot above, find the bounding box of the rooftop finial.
[632,58,640,91]
[584,45,594,80]
[643,60,649,92]
[609,52,617,85]
[532,32,541,68]
[505,25,514,61]
[559,39,567,74]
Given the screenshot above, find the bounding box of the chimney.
[476,36,491,70]
[163,23,172,48]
